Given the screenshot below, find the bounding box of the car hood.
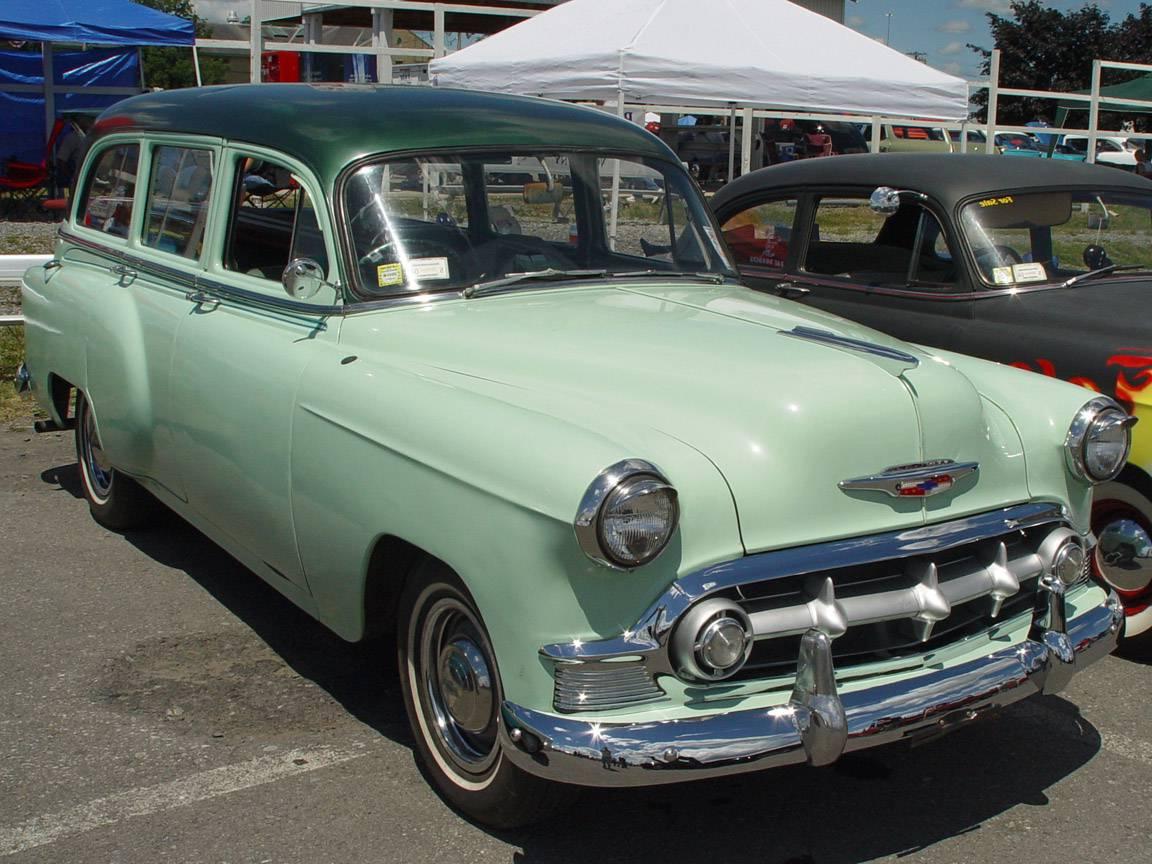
[352,283,1031,554]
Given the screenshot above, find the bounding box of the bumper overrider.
[500,504,1124,787]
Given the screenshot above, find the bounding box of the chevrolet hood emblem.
[839,460,979,498]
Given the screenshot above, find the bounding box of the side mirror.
[282,258,327,300]
[869,186,902,216]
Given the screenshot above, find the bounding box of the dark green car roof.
[92,84,676,187]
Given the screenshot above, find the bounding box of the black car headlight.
[1065,397,1137,483]
[575,460,678,569]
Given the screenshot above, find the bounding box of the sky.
[843,0,1148,80]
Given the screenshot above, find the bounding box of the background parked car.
[713,153,1152,649]
[1061,135,1139,169]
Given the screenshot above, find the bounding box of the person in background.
[1135,148,1151,178]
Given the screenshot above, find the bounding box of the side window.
[224,156,328,283]
[805,195,956,289]
[721,198,798,270]
[78,144,139,238]
[143,145,214,259]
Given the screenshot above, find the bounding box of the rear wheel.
[397,560,574,828]
[74,391,153,531]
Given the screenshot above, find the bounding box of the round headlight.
[574,460,679,569]
[1066,398,1136,483]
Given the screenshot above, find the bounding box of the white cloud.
[955,0,1012,12]
[937,19,970,33]
[940,62,964,76]
[941,41,966,55]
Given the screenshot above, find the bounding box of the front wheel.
[1092,480,1152,654]
[74,391,153,531]
[397,561,574,828]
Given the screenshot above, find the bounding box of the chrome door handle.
[185,290,220,311]
[774,281,811,299]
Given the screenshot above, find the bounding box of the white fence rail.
[0,254,48,327]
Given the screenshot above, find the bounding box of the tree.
[132,0,227,90]
[968,1,1118,123]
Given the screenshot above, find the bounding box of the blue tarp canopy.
[0,0,194,47]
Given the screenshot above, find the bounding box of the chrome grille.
[729,524,1072,680]
[553,663,666,713]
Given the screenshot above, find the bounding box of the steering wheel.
[975,244,1022,274]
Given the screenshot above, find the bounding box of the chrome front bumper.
[500,591,1122,787]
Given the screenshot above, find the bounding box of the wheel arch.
[360,534,434,641]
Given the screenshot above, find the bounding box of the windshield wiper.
[1061,263,1145,289]
[611,269,730,283]
[463,268,608,298]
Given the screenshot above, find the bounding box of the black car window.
[804,195,956,290]
[720,199,798,270]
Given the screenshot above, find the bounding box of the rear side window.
[78,144,139,238]
[223,156,329,282]
[143,146,214,259]
[721,198,798,270]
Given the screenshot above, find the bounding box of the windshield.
[961,189,1152,286]
[342,150,736,296]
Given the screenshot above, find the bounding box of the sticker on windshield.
[992,266,1014,285]
[978,195,1015,208]
[1011,262,1047,283]
[377,263,404,287]
[409,257,451,280]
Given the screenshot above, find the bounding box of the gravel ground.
[0,220,57,315]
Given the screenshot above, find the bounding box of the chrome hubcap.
[418,596,499,775]
[1096,518,1152,594]
[437,638,493,734]
[81,403,113,499]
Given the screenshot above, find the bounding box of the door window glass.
[143,146,214,259]
[224,156,328,282]
[78,144,139,238]
[721,199,798,270]
[805,195,956,288]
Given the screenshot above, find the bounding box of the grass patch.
[0,326,37,426]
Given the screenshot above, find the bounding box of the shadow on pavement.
[39,459,1105,862]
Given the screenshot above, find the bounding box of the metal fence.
[0,254,50,326]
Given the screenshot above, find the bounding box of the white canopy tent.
[429,0,969,120]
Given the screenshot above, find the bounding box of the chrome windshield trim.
[542,502,1067,663]
[782,326,920,370]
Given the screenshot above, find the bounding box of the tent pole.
[985,49,1000,154]
[740,107,753,176]
[727,104,736,183]
[42,42,55,147]
[608,88,623,250]
[193,44,202,87]
[1087,59,1102,165]
[249,0,262,83]
[870,115,880,153]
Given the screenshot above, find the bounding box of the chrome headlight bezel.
[1065,396,1137,483]
[574,459,679,570]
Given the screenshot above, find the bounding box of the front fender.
[289,342,741,711]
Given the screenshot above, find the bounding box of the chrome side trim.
[782,325,920,372]
[543,502,1066,664]
[57,229,343,320]
[503,592,1122,787]
[839,459,979,498]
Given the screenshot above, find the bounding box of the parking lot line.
[0,746,366,857]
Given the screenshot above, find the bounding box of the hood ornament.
[840,459,979,498]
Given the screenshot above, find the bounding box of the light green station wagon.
[18,85,1131,827]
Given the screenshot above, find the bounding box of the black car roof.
[712,153,1152,213]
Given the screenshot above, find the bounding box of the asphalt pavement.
[2,421,1151,864]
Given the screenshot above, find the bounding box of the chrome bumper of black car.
[500,589,1121,787]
